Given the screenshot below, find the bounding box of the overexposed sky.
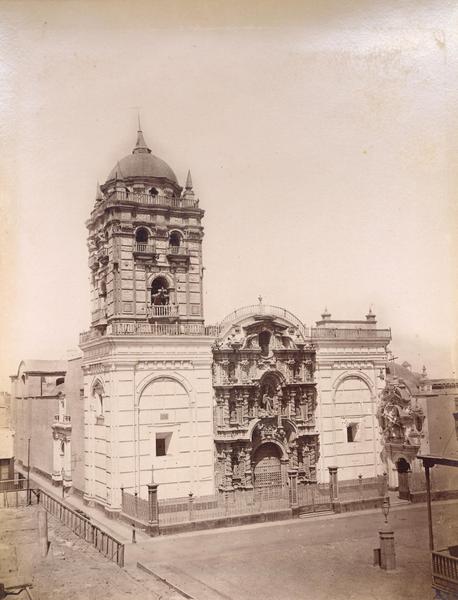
[1,0,457,389]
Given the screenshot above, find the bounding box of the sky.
[0,0,457,390]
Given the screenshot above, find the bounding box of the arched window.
[151,277,170,306]
[135,228,149,244]
[169,231,181,247]
[92,381,104,422]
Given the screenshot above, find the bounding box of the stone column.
[328,466,339,502]
[379,527,396,570]
[281,457,289,488]
[147,482,159,536]
[289,390,296,420]
[245,447,253,489]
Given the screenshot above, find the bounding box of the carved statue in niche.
[377,382,425,445]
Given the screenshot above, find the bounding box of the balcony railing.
[106,190,199,209]
[432,549,458,596]
[53,414,71,425]
[147,304,179,318]
[134,242,156,254]
[111,321,219,336]
[310,328,391,340]
[167,245,189,256]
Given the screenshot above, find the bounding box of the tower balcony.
[52,414,72,431]
[133,242,157,257]
[147,304,179,318]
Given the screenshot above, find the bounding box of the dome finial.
[185,169,193,190]
[133,119,151,155]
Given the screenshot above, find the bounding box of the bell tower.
[86,127,205,333]
[80,126,215,512]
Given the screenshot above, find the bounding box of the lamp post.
[382,496,390,524]
[378,495,396,570]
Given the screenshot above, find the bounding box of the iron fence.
[297,483,332,511]
[0,488,39,508]
[336,475,387,502]
[40,490,124,567]
[121,488,150,522]
[0,476,25,492]
[158,487,290,526]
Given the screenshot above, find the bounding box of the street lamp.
[382,496,390,524]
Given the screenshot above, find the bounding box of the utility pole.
[26,438,31,505]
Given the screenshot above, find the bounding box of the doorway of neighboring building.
[397,457,411,500]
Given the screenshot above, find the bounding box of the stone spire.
[321,307,331,320]
[184,169,195,199]
[366,306,376,323]
[185,169,193,190]
[133,120,151,155]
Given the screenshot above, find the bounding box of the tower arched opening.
[151,276,170,306]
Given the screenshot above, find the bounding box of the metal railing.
[0,477,25,492]
[158,487,290,526]
[297,483,332,511]
[121,488,150,522]
[0,488,38,508]
[432,550,458,595]
[107,190,199,209]
[336,476,387,502]
[40,490,125,567]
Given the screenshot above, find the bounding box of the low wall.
[159,508,293,536]
[410,489,458,504]
[333,497,385,514]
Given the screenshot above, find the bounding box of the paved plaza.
[1,498,457,599]
[132,500,458,600]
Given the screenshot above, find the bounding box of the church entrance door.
[253,443,282,490]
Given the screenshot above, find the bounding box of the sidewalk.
[14,466,149,545]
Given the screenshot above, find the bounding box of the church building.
[12,126,398,517]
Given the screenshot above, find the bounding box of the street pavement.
[131,501,458,600]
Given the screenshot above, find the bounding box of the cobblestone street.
[0,506,180,600]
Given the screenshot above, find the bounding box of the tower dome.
[105,128,178,186]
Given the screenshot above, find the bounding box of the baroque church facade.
[76,127,392,512]
[12,127,404,517]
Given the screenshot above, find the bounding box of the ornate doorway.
[253,443,282,489]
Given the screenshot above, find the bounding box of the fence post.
[288,470,298,511]
[328,466,339,503]
[188,492,194,522]
[358,474,363,500]
[146,481,160,536]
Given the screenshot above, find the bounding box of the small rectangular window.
[155,432,172,457]
[347,424,358,443]
[156,437,166,456]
